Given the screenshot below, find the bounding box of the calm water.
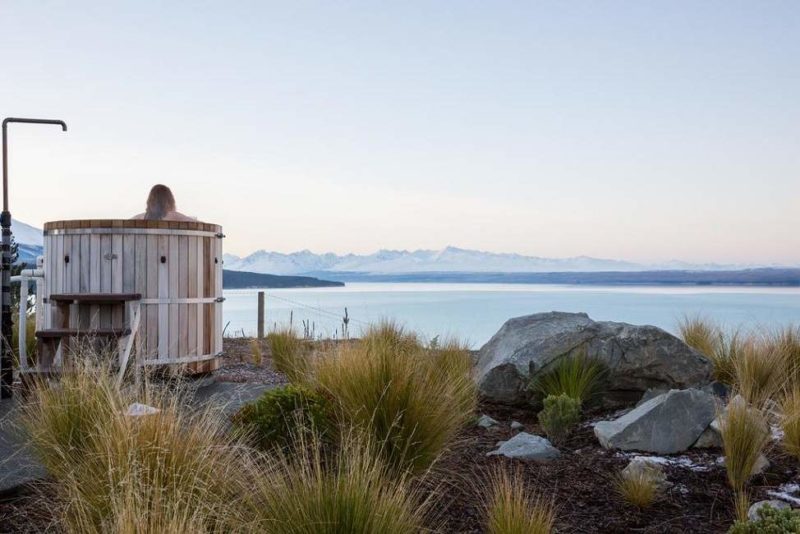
[223,283,800,347]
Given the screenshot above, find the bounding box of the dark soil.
[430,401,800,533]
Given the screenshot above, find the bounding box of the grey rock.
[510,421,524,430]
[636,388,669,407]
[476,414,500,429]
[487,432,561,462]
[702,381,730,400]
[594,389,716,453]
[748,500,790,521]
[621,456,672,490]
[476,312,712,404]
[692,426,723,449]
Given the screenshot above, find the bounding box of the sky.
[1,1,798,264]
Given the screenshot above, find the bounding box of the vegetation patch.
[232,384,333,450]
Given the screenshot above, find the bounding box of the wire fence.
[223,291,370,341]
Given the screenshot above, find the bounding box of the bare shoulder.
[164,211,198,222]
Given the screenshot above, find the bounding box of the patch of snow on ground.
[614,453,714,472]
[767,483,800,506]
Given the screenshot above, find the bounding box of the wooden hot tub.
[40,219,224,373]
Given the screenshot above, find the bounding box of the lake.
[223,283,800,347]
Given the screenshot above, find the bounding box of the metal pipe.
[1,117,67,398]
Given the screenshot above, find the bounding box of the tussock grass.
[678,317,794,403]
[678,316,743,385]
[614,470,659,509]
[779,388,800,460]
[12,311,37,361]
[731,340,786,407]
[531,352,608,406]
[483,466,555,534]
[313,321,477,473]
[21,361,243,533]
[679,315,722,359]
[719,395,770,522]
[268,327,310,383]
[769,326,800,387]
[239,430,430,533]
[250,338,264,366]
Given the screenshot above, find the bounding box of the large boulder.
[475,312,712,404]
[594,389,716,454]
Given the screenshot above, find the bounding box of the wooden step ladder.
[33,293,142,385]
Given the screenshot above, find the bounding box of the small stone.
[748,500,790,521]
[487,432,561,462]
[621,457,672,491]
[125,403,160,417]
[476,414,499,429]
[692,426,723,449]
[510,421,524,430]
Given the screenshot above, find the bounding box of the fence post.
[257,291,265,339]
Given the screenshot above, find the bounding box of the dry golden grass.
[614,470,659,509]
[483,466,555,534]
[250,338,264,366]
[719,395,771,521]
[779,388,800,460]
[679,315,722,359]
[238,430,431,533]
[268,327,311,383]
[21,361,244,533]
[312,321,477,474]
[731,340,786,407]
[768,326,800,388]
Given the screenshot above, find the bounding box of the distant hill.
[313,268,800,286]
[223,269,344,289]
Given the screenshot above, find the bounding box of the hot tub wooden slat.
[112,234,123,327]
[168,234,179,358]
[158,235,169,362]
[195,237,203,357]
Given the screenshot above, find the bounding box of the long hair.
[144,185,177,220]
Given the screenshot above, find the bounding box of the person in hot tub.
[132,184,196,221]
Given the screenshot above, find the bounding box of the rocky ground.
[433,402,799,533]
[4,331,800,533]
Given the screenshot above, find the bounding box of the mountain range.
[223,246,763,276]
[12,220,786,278]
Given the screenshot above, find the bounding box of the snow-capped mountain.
[12,219,44,264]
[12,219,43,247]
[224,246,749,275]
[12,220,765,275]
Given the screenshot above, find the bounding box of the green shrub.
[729,504,800,533]
[232,384,333,449]
[537,393,581,444]
[531,353,608,406]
